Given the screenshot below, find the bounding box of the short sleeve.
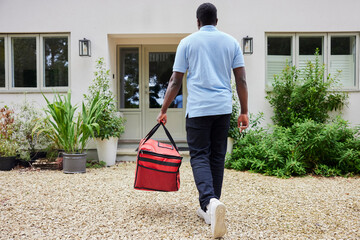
[232,41,245,69]
[173,40,189,73]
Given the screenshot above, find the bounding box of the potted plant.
[12,97,53,167]
[42,91,105,173]
[0,106,19,171]
[84,58,125,166]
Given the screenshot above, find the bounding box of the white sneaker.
[197,208,211,224]
[209,198,227,238]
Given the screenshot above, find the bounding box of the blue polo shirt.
[173,25,245,118]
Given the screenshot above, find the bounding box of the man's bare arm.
[233,67,249,132]
[156,71,184,124]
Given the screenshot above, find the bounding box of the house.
[1,0,359,159]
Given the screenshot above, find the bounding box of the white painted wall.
[0,0,359,126]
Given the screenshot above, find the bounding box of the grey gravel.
[0,162,359,239]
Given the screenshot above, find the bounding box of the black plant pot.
[30,151,47,161]
[17,159,31,167]
[0,156,17,171]
[62,153,87,174]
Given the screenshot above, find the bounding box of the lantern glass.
[243,37,253,54]
[79,39,91,56]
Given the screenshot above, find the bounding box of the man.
[157,3,248,238]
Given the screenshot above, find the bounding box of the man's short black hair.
[196,3,217,26]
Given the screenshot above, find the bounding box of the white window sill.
[0,88,69,94]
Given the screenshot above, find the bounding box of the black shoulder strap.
[142,122,179,152]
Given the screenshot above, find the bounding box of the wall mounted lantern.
[242,36,253,54]
[79,38,91,56]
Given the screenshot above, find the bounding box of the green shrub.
[86,160,106,168]
[226,117,360,178]
[266,50,347,127]
[13,98,53,161]
[227,51,357,178]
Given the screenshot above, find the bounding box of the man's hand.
[157,112,167,125]
[238,114,249,132]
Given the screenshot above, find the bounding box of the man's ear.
[197,19,201,29]
[215,18,218,26]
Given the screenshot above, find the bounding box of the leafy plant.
[41,91,105,154]
[226,117,360,178]
[0,106,19,157]
[86,160,106,168]
[12,97,53,161]
[227,51,356,178]
[266,50,347,127]
[84,58,125,140]
[228,83,241,139]
[0,106,15,139]
[0,139,19,157]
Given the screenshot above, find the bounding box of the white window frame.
[8,34,40,91]
[0,33,70,93]
[266,33,359,91]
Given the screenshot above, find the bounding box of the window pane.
[299,37,323,55]
[0,38,5,87]
[44,37,68,87]
[330,36,356,88]
[120,48,139,108]
[298,36,324,74]
[268,37,291,56]
[12,37,37,88]
[148,52,177,108]
[266,36,292,86]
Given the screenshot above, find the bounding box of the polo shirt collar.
[200,25,217,31]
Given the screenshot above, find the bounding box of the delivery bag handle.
[142,122,179,152]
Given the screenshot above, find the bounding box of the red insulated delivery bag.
[134,122,183,192]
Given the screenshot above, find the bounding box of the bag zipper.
[139,150,182,160]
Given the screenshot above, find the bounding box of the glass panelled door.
[119,47,142,140]
[144,46,186,140]
[119,45,186,141]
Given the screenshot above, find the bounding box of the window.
[119,48,139,108]
[0,34,69,91]
[12,37,37,88]
[44,37,69,87]
[0,37,5,88]
[329,36,356,88]
[298,36,324,70]
[266,36,293,87]
[148,52,177,108]
[266,33,358,90]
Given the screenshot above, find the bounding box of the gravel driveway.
[1,162,359,239]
